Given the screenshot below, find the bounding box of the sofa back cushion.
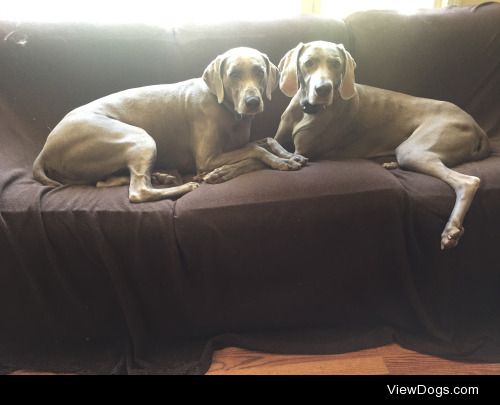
[0,17,349,147]
[346,3,500,138]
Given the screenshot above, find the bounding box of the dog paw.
[382,162,399,170]
[152,172,180,186]
[441,225,464,250]
[290,154,308,166]
[185,182,201,191]
[274,158,302,171]
[192,173,207,183]
[203,166,235,184]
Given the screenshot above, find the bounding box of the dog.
[276,41,490,249]
[33,47,307,203]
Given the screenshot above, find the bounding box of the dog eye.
[229,71,242,79]
[255,69,265,78]
[329,60,341,69]
[304,59,315,68]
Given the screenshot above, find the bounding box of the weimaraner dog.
[276,41,490,249]
[33,47,307,202]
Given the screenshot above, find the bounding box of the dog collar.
[301,101,326,115]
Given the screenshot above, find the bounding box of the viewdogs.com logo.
[387,385,478,398]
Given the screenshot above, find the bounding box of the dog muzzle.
[301,101,326,115]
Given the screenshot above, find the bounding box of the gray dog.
[33,47,307,202]
[276,41,490,249]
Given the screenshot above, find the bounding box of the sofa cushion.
[174,160,419,334]
[346,3,500,139]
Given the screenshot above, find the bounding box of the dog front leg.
[200,142,302,173]
[256,138,308,167]
[274,99,300,151]
[203,158,266,184]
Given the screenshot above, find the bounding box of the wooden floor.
[206,344,500,375]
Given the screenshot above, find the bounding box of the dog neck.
[221,100,253,122]
[292,90,359,144]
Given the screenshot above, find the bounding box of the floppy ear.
[337,44,357,100]
[261,53,279,101]
[202,54,225,103]
[278,42,304,97]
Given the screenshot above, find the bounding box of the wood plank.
[206,344,500,375]
[207,348,388,375]
[385,353,500,375]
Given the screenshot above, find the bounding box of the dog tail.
[32,153,61,187]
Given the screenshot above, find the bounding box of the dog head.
[278,41,356,114]
[203,47,279,116]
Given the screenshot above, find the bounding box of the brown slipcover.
[0,4,499,374]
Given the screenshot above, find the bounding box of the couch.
[1,3,499,374]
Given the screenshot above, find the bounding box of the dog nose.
[245,96,261,109]
[315,82,333,97]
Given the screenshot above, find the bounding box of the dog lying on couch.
[276,41,491,249]
[32,46,307,203]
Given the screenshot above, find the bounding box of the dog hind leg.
[396,149,480,249]
[126,135,198,203]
